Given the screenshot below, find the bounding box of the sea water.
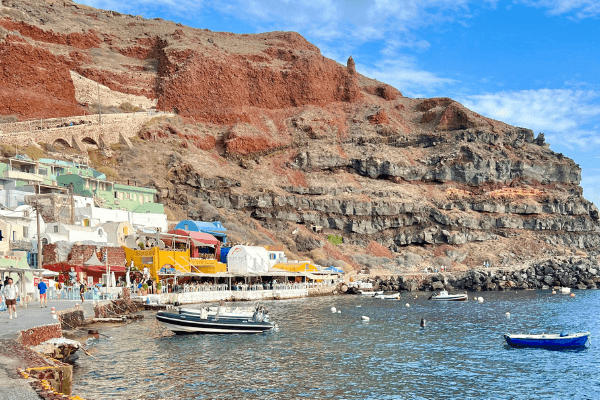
[73,290,600,399]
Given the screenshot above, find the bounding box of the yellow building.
[272,262,318,273]
[123,246,226,281]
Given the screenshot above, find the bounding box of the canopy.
[324,266,345,273]
[168,229,220,246]
[84,251,104,266]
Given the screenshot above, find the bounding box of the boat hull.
[156,312,275,334]
[431,295,468,301]
[504,333,590,349]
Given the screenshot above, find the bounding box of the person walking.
[79,281,86,304]
[2,277,19,319]
[38,279,48,308]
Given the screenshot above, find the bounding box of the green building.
[56,174,163,214]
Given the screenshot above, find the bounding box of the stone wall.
[366,255,600,292]
[0,112,175,149]
[18,323,62,347]
[143,288,311,304]
[57,308,86,330]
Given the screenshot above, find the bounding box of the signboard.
[142,257,153,265]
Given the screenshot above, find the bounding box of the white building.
[72,196,167,232]
[227,246,272,274]
[42,222,108,244]
[101,221,134,246]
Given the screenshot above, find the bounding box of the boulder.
[432,281,444,291]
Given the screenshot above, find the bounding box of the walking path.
[0,300,97,399]
[0,300,95,340]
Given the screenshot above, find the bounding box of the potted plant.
[156,282,162,294]
[142,283,148,295]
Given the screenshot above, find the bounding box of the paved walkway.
[0,363,40,400]
[0,300,95,340]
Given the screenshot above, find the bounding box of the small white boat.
[430,290,468,301]
[559,287,571,294]
[359,290,384,296]
[373,293,401,300]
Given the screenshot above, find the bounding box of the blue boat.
[503,332,590,349]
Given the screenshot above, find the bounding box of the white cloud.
[461,89,600,149]
[359,58,457,98]
[516,0,600,18]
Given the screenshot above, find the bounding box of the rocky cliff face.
[1,0,598,273]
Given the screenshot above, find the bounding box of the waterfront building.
[227,245,317,274]
[123,231,226,281]
[174,220,227,244]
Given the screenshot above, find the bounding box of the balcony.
[4,170,44,183]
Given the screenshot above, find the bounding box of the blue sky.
[79,0,600,203]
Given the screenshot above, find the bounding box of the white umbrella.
[110,271,116,287]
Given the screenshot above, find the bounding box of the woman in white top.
[2,278,19,319]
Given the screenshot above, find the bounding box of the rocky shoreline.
[348,255,600,293]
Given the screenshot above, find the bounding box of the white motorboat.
[373,293,401,300]
[156,305,275,334]
[430,290,468,301]
[359,290,384,296]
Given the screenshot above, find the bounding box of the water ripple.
[74,291,600,399]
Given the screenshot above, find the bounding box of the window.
[53,225,59,233]
[12,231,16,241]
[39,167,48,176]
[184,224,189,230]
[23,227,28,238]
[85,180,89,189]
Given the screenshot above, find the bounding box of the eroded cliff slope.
[0,0,598,273]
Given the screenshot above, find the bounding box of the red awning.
[168,229,220,246]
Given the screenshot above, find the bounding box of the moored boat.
[156,305,275,334]
[503,332,590,349]
[373,292,401,300]
[430,290,468,301]
[359,290,384,296]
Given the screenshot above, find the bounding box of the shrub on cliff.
[119,102,142,113]
[327,235,343,246]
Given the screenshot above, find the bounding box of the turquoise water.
[74,291,600,399]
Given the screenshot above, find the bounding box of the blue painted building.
[174,220,227,244]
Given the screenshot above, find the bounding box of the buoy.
[330,307,337,313]
[505,312,510,318]
[478,297,484,303]
[361,316,370,321]
[552,290,556,294]
[570,293,575,297]
[50,307,57,320]
[420,317,426,328]
[474,297,478,301]
[405,303,410,307]
[337,310,341,314]
[415,295,418,299]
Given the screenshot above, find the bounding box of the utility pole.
[69,183,74,225]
